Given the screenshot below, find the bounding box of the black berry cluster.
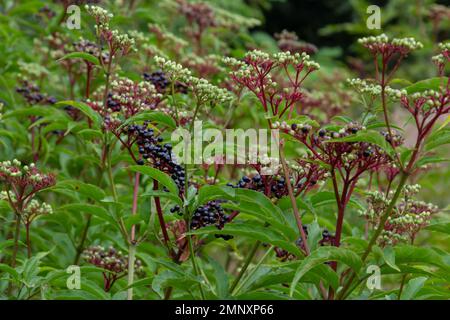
[381,130,404,147]
[128,124,186,192]
[143,71,169,92]
[274,225,308,261]
[106,93,121,112]
[16,80,56,105]
[190,200,228,230]
[319,229,335,246]
[227,174,288,199]
[143,71,188,94]
[83,245,143,292]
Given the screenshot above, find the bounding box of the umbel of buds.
[83,245,143,292]
[432,42,450,74]
[224,49,319,117]
[0,160,55,258]
[0,160,56,197]
[87,77,162,131]
[360,184,439,246]
[85,5,135,57]
[0,191,53,225]
[155,56,233,105]
[358,34,423,56]
[275,30,318,55]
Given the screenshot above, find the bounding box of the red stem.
[153,180,175,258]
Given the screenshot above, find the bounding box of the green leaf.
[58,52,100,65]
[128,165,179,195]
[56,100,102,128]
[196,185,236,207]
[426,222,450,235]
[290,246,363,296]
[51,180,106,201]
[140,190,183,206]
[119,111,176,130]
[76,129,103,140]
[415,156,449,168]
[232,188,297,240]
[59,203,115,225]
[209,258,229,299]
[21,251,50,285]
[191,223,302,257]
[394,245,449,271]
[310,191,364,210]
[383,246,400,272]
[425,128,450,151]
[400,277,427,300]
[405,77,447,94]
[0,264,19,280]
[326,130,392,155]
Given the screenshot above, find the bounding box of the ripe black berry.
[190,200,227,230]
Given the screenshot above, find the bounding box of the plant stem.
[279,145,310,255]
[153,180,175,258]
[230,240,260,294]
[73,214,92,265]
[106,143,118,202]
[11,213,21,268]
[127,243,136,300]
[127,172,140,300]
[187,223,206,299]
[102,57,113,111]
[337,171,409,299]
[25,223,31,258]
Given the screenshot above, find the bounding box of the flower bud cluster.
[155,56,233,105]
[347,78,383,96]
[16,80,56,105]
[398,86,450,123]
[176,0,217,33]
[225,49,319,116]
[83,245,143,274]
[148,23,188,53]
[0,160,56,193]
[154,56,192,82]
[87,77,162,131]
[275,30,318,55]
[85,5,135,56]
[360,184,439,245]
[21,199,53,223]
[83,245,143,291]
[358,34,423,56]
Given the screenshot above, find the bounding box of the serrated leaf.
[58,52,100,65]
[59,203,115,224]
[128,166,179,195]
[51,180,106,201]
[119,111,176,130]
[140,190,183,206]
[190,223,302,257]
[405,77,447,94]
[400,277,427,300]
[290,246,362,296]
[56,100,102,128]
